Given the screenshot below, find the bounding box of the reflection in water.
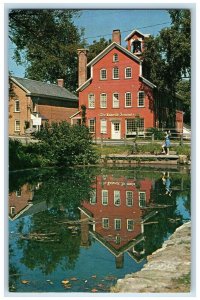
[8,167,191,292]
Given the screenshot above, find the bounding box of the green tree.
[34,121,98,166]
[87,37,111,63]
[142,9,191,127]
[9,9,85,92]
[176,80,191,124]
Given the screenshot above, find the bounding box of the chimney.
[57,79,64,87]
[112,29,121,45]
[77,49,88,87]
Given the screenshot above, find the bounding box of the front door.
[111,121,121,139]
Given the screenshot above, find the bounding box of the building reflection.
[79,174,157,268]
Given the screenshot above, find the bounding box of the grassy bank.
[93,143,191,157]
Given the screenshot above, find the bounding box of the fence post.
[101,133,103,149]
[124,134,127,146]
[151,133,154,142]
[180,133,183,146]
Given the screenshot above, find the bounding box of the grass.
[93,143,191,157]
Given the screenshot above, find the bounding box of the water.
[8,166,191,293]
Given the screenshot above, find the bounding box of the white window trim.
[100,69,107,80]
[100,93,107,108]
[90,190,97,204]
[15,120,21,132]
[88,119,95,133]
[113,67,119,79]
[127,219,134,231]
[114,190,121,206]
[14,99,20,112]
[88,93,95,109]
[125,67,132,79]
[139,191,146,207]
[138,91,145,107]
[114,218,121,230]
[100,119,107,134]
[113,93,119,108]
[125,92,132,107]
[126,191,133,206]
[113,53,119,62]
[102,190,108,205]
[102,218,109,229]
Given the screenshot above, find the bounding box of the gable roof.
[125,29,150,41]
[11,76,78,102]
[87,42,141,67]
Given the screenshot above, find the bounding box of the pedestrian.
[161,131,171,155]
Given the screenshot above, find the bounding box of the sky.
[8,9,171,78]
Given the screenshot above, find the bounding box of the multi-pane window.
[100,93,107,108]
[125,92,132,107]
[114,190,120,206]
[10,207,15,216]
[15,120,20,131]
[102,190,108,205]
[125,67,132,78]
[127,219,134,231]
[88,93,95,108]
[126,118,144,135]
[90,189,97,204]
[100,119,107,134]
[89,119,95,133]
[139,192,146,207]
[113,93,119,108]
[102,218,109,229]
[114,219,121,231]
[113,67,119,79]
[115,235,121,244]
[100,69,107,80]
[16,189,21,197]
[126,191,133,206]
[113,53,118,62]
[15,100,20,112]
[138,91,145,107]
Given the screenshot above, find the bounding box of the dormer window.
[113,53,118,62]
[132,40,142,53]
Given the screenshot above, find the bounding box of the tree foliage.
[87,37,111,63]
[34,121,98,166]
[9,9,85,92]
[142,9,191,126]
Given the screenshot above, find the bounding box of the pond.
[8,165,191,293]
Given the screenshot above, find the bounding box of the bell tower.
[125,29,150,57]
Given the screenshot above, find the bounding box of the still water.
[9,166,191,293]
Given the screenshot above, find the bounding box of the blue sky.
[8,9,171,77]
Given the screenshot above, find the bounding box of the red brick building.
[72,29,183,139]
[9,77,78,136]
[79,174,156,267]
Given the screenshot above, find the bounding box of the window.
[132,40,142,53]
[113,53,118,62]
[88,93,95,108]
[126,118,144,135]
[90,190,97,204]
[114,219,121,231]
[125,67,132,78]
[100,119,107,134]
[139,192,146,207]
[100,69,107,80]
[15,120,20,131]
[100,93,107,108]
[138,91,145,107]
[115,235,121,244]
[126,191,133,206]
[10,207,15,216]
[113,67,119,79]
[125,92,132,107]
[113,93,119,108]
[16,189,21,197]
[102,218,109,229]
[15,100,20,112]
[127,219,134,231]
[102,190,108,205]
[89,119,95,133]
[114,190,120,206]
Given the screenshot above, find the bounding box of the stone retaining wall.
[111,221,191,293]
